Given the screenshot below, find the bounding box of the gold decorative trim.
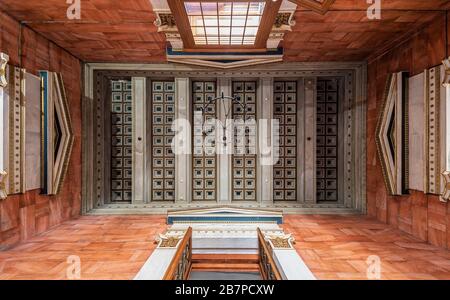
[0,170,7,200]
[0,53,9,87]
[441,171,450,202]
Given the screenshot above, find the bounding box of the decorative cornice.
[0,53,9,88]
[0,170,7,200]
[443,58,450,86]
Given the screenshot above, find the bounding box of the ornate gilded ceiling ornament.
[157,233,184,248]
[156,13,176,27]
[441,171,450,202]
[266,233,295,249]
[0,170,7,200]
[443,58,450,86]
[0,53,9,87]
[375,72,409,196]
[274,13,294,28]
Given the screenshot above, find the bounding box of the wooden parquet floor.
[0,214,449,280]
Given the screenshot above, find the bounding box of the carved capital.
[441,171,450,202]
[0,170,7,200]
[0,52,9,88]
[443,58,450,86]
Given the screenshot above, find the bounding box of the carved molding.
[0,53,9,87]
[376,72,409,196]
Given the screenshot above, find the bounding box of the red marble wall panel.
[0,11,82,250]
[367,14,449,249]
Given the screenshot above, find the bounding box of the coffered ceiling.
[0,0,449,63]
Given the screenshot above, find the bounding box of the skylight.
[184,1,266,46]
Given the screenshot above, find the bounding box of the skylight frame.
[185,1,266,46]
[167,0,281,51]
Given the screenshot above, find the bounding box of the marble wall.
[0,12,82,249]
[367,12,450,249]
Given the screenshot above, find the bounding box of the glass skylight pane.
[231,27,244,36]
[205,27,218,35]
[208,36,219,45]
[218,2,232,15]
[232,16,246,27]
[248,2,265,15]
[185,2,201,15]
[204,16,218,26]
[185,1,266,47]
[219,16,231,26]
[246,15,260,26]
[189,16,204,27]
[201,2,217,15]
[244,27,258,36]
[232,3,249,15]
[219,27,231,35]
[192,26,205,36]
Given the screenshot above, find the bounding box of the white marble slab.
[273,249,316,280]
[134,248,177,280]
